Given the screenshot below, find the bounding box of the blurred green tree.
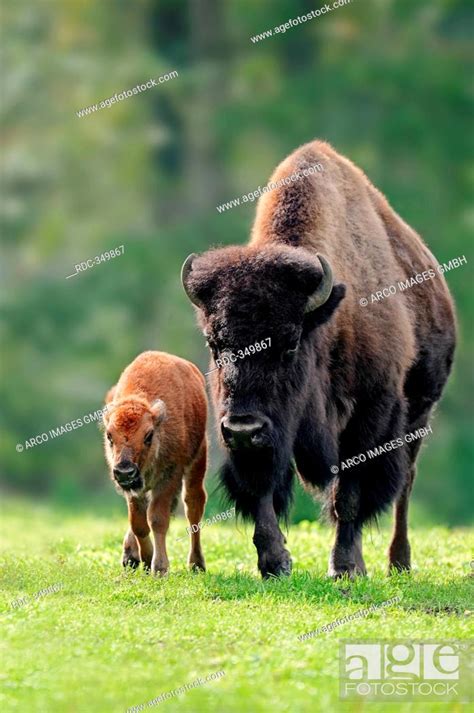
[1,0,472,524]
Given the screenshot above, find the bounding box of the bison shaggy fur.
[182,140,456,579]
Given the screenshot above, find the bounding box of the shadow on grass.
[198,569,473,616]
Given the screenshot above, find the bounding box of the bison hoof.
[328,545,367,579]
[328,565,358,580]
[188,555,206,572]
[388,542,411,574]
[151,558,169,577]
[152,567,169,577]
[189,561,206,573]
[328,559,366,579]
[258,549,292,579]
[122,554,140,569]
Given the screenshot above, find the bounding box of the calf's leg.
[124,495,153,569]
[147,484,176,576]
[122,529,140,569]
[253,493,292,578]
[183,442,207,571]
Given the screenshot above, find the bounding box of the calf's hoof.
[122,553,140,569]
[152,566,169,577]
[122,530,140,569]
[189,561,206,573]
[122,543,140,569]
[188,553,206,572]
[151,557,169,577]
[258,548,292,579]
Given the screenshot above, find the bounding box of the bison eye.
[285,341,299,356]
[107,433,113,446]
[144,430,154,446]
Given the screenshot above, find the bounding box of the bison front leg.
[124,495,153,569]
[183,443,207,572]
[328,479,366,578]
[147,485,176,576]
[253,493,292,579]
[122,528,140,569]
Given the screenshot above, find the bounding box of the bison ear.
[301,253,346,326]
[181,254,204,308]
[307,282,346,327]
[150,399,167,425]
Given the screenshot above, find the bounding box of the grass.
[0,497,472,713]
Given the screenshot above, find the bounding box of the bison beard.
[181,140,456,580]
[220,427,295,522]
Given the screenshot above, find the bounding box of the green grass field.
[1,498,472,713]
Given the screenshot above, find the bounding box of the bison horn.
[305,254,334,313]
[181,253,203,308]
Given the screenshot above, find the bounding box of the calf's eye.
[107,433,113,446]
[144,431,154,446]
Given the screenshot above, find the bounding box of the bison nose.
[113,463,139,486]
[221,415,268,449]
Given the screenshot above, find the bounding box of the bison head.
[181,245,345,515]
[102,396,166,494]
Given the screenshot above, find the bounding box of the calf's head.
[102,396,166,493]
[181,245,345,490]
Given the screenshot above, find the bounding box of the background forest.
[1,0,472,525]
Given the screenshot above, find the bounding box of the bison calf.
[103,351,208,575]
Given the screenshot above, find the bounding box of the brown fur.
[103,351,208,575]
[250,140,454,389]
[182,140,456,578]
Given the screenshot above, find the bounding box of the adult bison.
[181,140,456,579]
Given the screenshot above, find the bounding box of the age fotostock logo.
[339,640,473,702]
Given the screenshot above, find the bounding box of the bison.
[181,140,456,579]
[103,351,208,575]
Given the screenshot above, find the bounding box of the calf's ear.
[101,385,117,428]
[150,399,167,425]
[104,385,116,404]
[102,408,111,427]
